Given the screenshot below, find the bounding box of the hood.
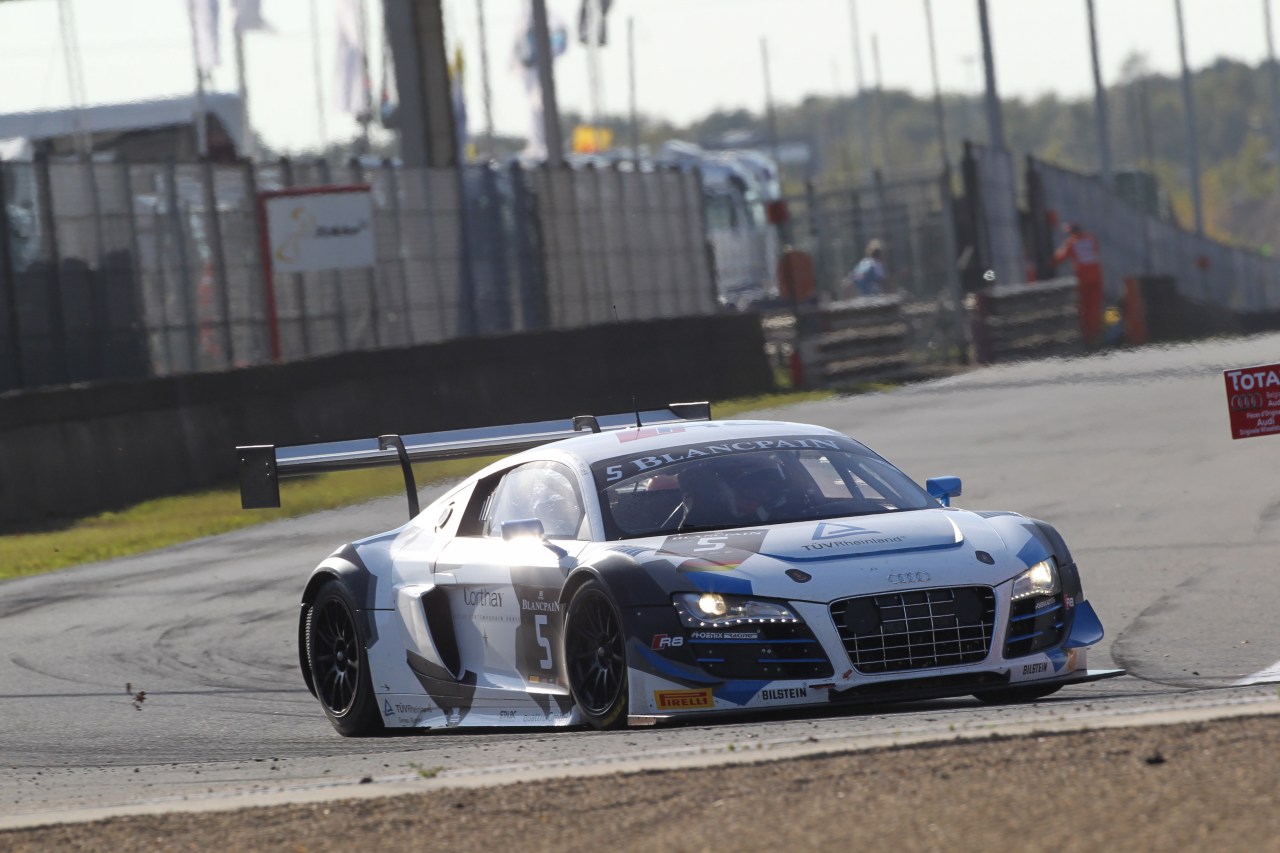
[606,509,1034,602]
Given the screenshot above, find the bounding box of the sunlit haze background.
[0,0,1270,154]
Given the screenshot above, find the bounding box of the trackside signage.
[1224,363,1280,440]
[261,186,375,274]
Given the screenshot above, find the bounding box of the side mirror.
[500,518,567,558]
[501,518,546,540]
[926,476,962,507]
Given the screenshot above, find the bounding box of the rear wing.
[236,401,711,518]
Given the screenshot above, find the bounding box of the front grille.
[1003,592,1067,658]
[687,622,833,680]
[830,586,995,674]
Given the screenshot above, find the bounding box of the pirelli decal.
[654,688,714,710]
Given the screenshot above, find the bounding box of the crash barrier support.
[0,314,774,525]
[794,295,910,387]
[971,277,1081,364]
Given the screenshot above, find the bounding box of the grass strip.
[0,390,832,581]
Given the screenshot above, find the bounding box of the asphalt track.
[5,333,1280,828]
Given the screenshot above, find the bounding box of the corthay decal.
[593,435,854,489]
[463,588,504,607]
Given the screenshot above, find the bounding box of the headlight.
[673,592,800,625]
[1010,558,1060,601]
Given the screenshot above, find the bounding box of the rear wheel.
[306,581,382,736]
[973,683,1063,705]
[564,580,629,729]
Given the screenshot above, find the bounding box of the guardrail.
[794,295,910,387]
[971,277,1081,363]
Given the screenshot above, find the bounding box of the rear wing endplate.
[236,401,711,518]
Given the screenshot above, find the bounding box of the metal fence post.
[453,165,478,338]
[34,152,69,385]
[83,155,108,379]
[119,159,154,377]
[804,178,831,299]
[242,159,273,364]
[478,163,513,334]
[0,164,24,390]
[612,161,638,319]
[588,163,614,324]
[674,167,704,315]
[569,165,593,326]
[939,166,970,361]
[199,158,235,367]
[383,159,414,344]
[509,160,547,330]
[349,158,382,348]
[164,160,197,372]
[315,159,348,350]
[279,158,311,358]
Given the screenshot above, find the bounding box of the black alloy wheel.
[306,581,382,736]
[564,580,629,729]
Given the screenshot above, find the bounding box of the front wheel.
[305,581,382,736]
[564,580,629,729]
[973,683,1064,705]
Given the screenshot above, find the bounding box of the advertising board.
[1224,363,1280,440]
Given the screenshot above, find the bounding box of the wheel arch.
[297,544,380,698]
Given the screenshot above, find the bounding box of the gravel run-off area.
[5,714,1280,852]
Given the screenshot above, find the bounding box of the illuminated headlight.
[673,593,800,625]
[1010,558,1060,601]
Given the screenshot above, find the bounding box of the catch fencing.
[779,167,969,370]
[1029,158,1280,313]
[0,157,715,392]
[962,142,1026,290]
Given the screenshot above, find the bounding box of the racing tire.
[305,581,383,737]
[973,683,1064,705]
[564,580,629,730]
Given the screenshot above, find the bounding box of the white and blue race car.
[237,404,1120,735]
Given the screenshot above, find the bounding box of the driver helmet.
[730,458,789,520]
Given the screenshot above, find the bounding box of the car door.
[432,460,591,691]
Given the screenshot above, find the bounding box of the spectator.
[1052,222,1105,344]
[846,239,887,297]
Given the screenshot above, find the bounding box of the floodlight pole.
[923,0,951,172]
[1264,0,1280,199]
[531,0,565,166]
[976,0,1006,150]
[1086,0,1112,186]
[1174,0,1205,235]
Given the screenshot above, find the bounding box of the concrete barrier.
[0,314,774,524]
[795,296,910,387]
[972,277,1081,363]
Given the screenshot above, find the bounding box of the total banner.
[1224,363,1280,440]
[260,186,376,275]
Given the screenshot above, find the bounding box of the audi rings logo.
[886,571,931,585]
[1231,393,1264,411]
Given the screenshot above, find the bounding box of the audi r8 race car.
[237,404,1120,736]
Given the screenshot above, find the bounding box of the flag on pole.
[191,0,220,71]
[578,0,614,46]
[233,0,274,33]
[335,0,371,116]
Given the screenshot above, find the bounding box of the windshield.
[598,447,934,539]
